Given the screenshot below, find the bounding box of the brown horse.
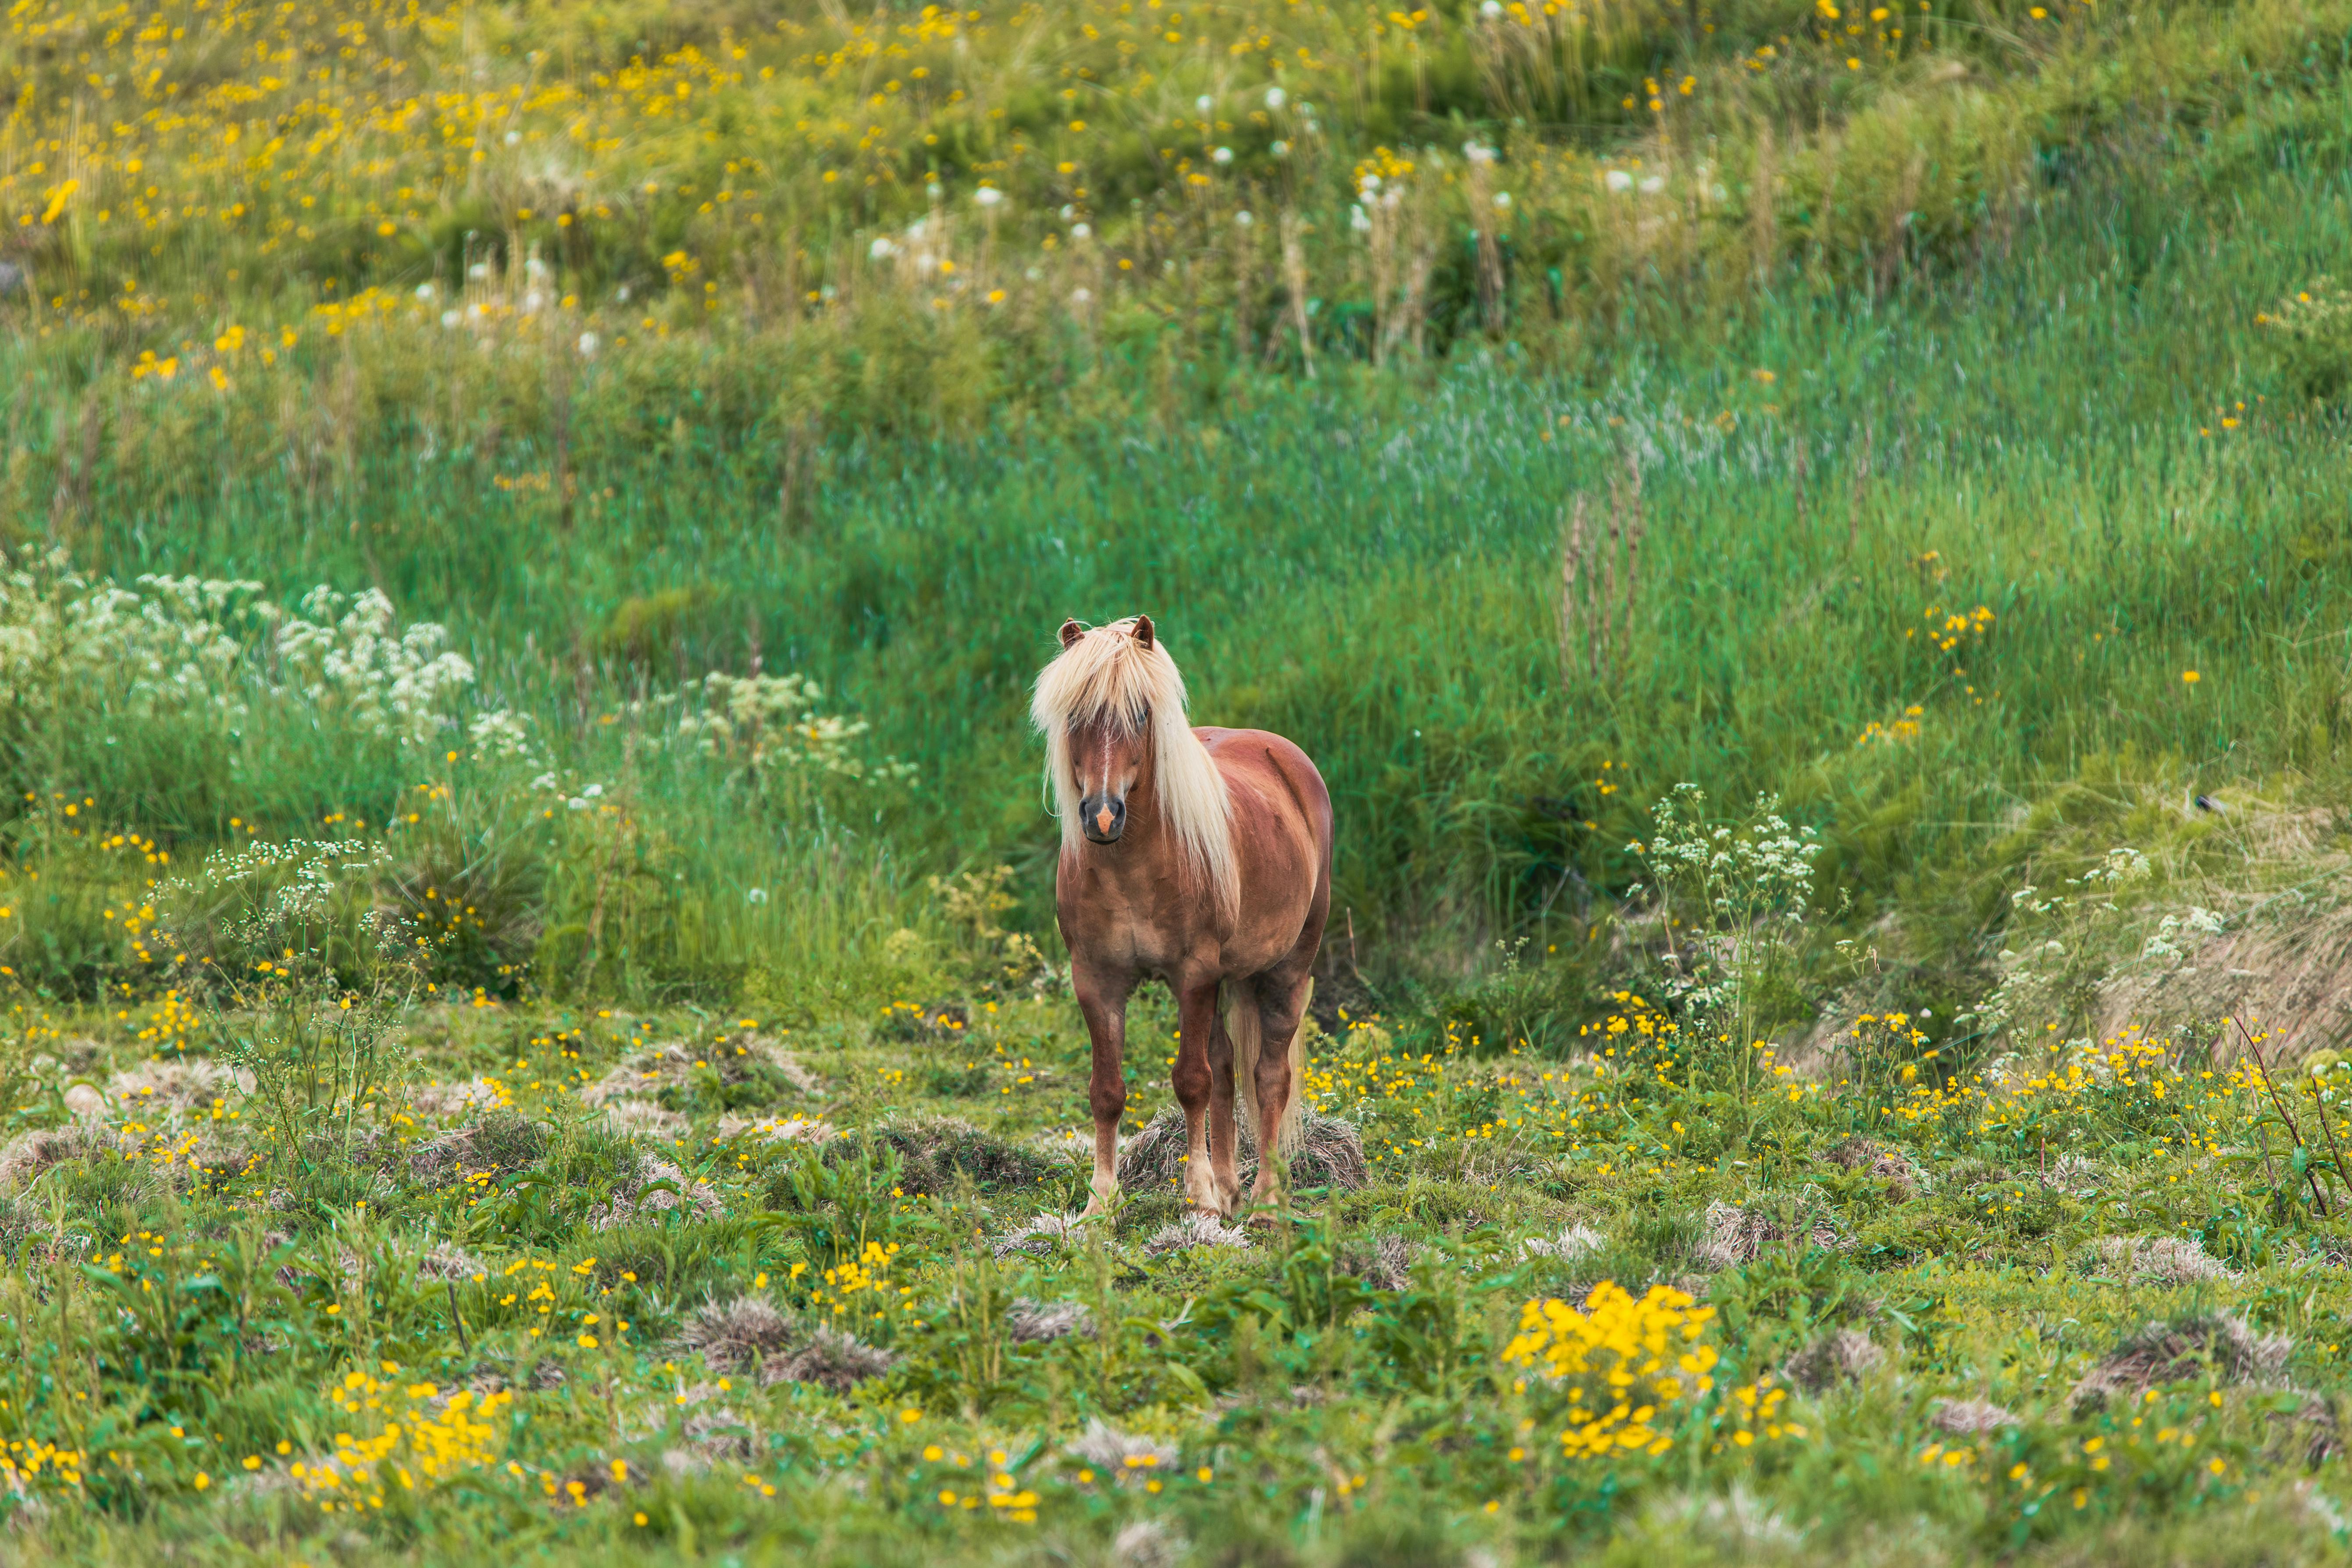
[1031,615,1333,1218]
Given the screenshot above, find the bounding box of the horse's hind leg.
[1244,968,1315,1212]
[1074,967,1136,1219]
[1206,995,1243,1216]
[1171,979,1225,1215]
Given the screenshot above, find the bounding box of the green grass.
[4,978,2351,1566]
[28,78,2352,998]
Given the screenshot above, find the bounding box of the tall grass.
[0,78,2339,1007]
[0,0,2343,426]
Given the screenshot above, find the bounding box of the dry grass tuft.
[992,1211,1087,1260]
[1783,1328,1887,1393]
[1113,1110,1192,1188]
[1630,1484,1804,1555]
[2082,796,2352,1062]
[1066,1419,1181,1486]
[1341,1234,1416,1291]
[0,1123,117,1190]
[761,1324,898,1393]
[1929,1397,2021,1436]
[107,1058,249,1115]
[714,1113,835,1144]
[2042,1155,2107,1197]
[1112,1518,1187,1568]
[1004,1298,1094,1343]
[406,1078,515,1120]
[674,1294,895,1392]
[1821,1136,1927,1202]
[2093,1234,2234,1286]
[406,1110,547,1184]
[1144,1212,1251,1257]
[586,1038,823,1107]
[1521,1222,1605,1262]
[2073,1312,2291,1408]
[599,1098,688,1140]
[417,1241,487,1283]
[1694,1194,1847,1270]
[588,1155,725,1230]
[1115,1105,1368,1192]
[1031,1128,1094,1163]
[678,1296,796,1372]
[860,1115,1058,1196]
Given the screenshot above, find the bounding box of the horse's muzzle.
[1080,795,1126,844]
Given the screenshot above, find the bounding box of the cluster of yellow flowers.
[290,1366,512,1511]
[1501,1283,1718,1460]
[132,989,200,1051]
[928,1442,1047,1523]
[811,1240,915,1322]
[1711,1377,1803,1452]
[0,0,2001,373]
[0,1436,85,1494]
[1856,703,1926,745]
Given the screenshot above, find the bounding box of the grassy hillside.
[4,0,2352,1561]
[18,96,2352,1011]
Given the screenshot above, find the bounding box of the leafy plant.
[1629,787,1819,1121]
[2259,278,2352,403]
[771,1139,907,1269]
[169,841,419,1180]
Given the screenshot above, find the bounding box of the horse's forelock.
[1031,620,1234,914]
[1033,619,1170,736]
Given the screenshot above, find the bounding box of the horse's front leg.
[1206,1000,1243,1216]
[1171,977,1224,1215]
[1074,966,1136,1219]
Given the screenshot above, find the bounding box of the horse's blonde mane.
[1030,618,1235,914]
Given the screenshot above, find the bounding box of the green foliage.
[2259,278,2352,403]
[7,110,2342,1014]
[774,1138,909,1268]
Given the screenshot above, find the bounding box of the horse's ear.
[1058,619,1084,651]
[1133,614,1155,652]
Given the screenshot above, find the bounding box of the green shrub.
[2259,278,2352,403]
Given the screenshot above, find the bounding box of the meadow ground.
[9,0,2352,1558]
[8,975,2352,1567]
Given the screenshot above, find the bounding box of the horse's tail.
[1228,976,1309,1159]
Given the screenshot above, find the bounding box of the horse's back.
[1194,727,1329,975]
[1195,726,1333,871]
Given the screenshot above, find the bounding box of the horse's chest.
[1063,878,1191,976]
[1101,912,1182,974]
